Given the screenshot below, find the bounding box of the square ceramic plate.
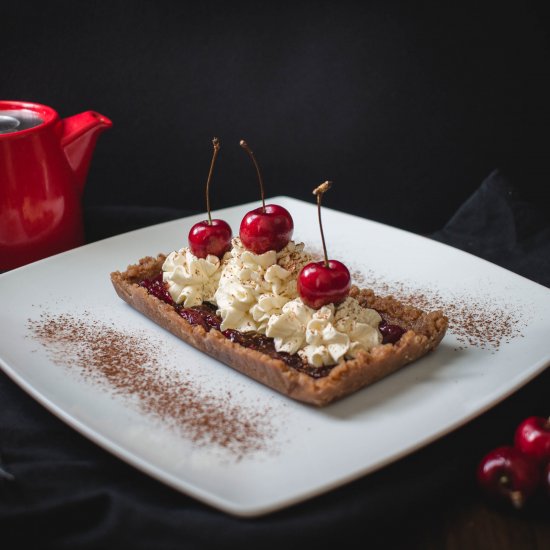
[1,196,549,517]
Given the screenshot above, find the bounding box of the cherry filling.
[378,320,406,344]
[139,274,404,378]
[180,305,221,332]
[139,273,174,304]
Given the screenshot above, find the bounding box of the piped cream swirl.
[214,237,313,332]
[162,248,227,307]
[164,238,382,369]
[266,297,382,367]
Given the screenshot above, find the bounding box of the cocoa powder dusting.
[27,312,276,458]
[351,269,528,351]
[294,242,527,351]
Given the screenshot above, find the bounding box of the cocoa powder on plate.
[282,242,528,350]
[27,312,276,458]
[351,270,528,351]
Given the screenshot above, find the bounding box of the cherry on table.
[188,137,232,259]
[238,140,293,254]
[476,445,540,509]
[297,181,351,309]
[514,416,550,466]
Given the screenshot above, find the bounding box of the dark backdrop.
[3,1,549,233]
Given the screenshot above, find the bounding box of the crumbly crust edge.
[110,255,448,407]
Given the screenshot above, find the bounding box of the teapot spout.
[60,111,112,193]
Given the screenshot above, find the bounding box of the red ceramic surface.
[0,100,112,270]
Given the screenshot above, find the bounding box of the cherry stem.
[499,475,524,509]
[205,137,221,225]
[313,181,332,268]
[240,140,266,211]
[509,490,525,509]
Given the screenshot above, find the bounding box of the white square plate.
[1,196,549,517]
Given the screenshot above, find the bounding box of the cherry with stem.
[477,446,541,509]
[188,137,232,259]
[238,139,294,254]
[298,181,351,309]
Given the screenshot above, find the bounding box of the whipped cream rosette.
[266,297,382,367]
[162,248,229,307]
[214,237,312,333]
[213,236,383,367]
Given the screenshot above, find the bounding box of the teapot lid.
[0,109,44,135]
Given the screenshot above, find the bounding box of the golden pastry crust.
[110,255,448,406]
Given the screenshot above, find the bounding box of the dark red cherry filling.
[179,305,222,332]
[378,320,406,344]
[139,274,405,378]
[139,274,174,304]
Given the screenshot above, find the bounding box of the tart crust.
[110,255,448,407]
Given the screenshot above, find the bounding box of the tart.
[110,254,448,407]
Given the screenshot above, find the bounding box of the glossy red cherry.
[297,181,351,309]
[189,219,232,258]
[298,260,351,309]
[239,204,294,254]
[477,446,540,509]
[514,416,550,466]
[239,140,293,253]
[187,137,232,258]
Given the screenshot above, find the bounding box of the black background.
[3,1,549,234]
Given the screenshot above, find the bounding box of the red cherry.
[297,181,351,309]
[239,204,294,254]
[187,137,232,258]
[239,140,294,253]
[477,446,541,509]
[188,219,232,259]
[298,260,351,309]
[514,416,550,466]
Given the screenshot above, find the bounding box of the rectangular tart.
[110,255,448,407]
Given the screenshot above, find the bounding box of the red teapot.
[0,100,112,270]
